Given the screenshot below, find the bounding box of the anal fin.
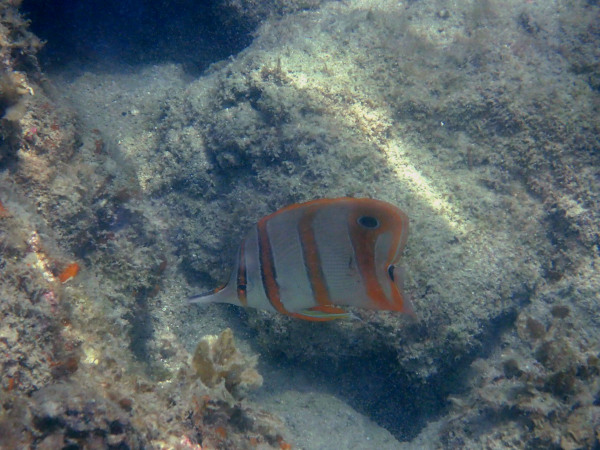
[296,305,352,321]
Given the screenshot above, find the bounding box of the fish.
[189,197,414,321]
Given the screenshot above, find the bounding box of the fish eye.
[357,215,379,229]
[388,264,395,281]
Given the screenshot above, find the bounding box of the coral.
[30,383,141,448]
[0,70,34,120]
[0,194,82,396]
[438,297,600,448]
[192,328,263,401]
[0,1,43,72]
[0,0,43,164]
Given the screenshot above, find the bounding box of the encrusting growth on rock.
[192,328,263,401]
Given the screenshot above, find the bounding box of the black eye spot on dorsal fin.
[388,264,395,281]
[357,215,379,229]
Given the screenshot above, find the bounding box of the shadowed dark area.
[21,0,254,73]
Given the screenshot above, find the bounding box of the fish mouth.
[387,264,396,281]
[387,263,406,293]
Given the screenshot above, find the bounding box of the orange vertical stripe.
[347,218,391,310]
[347,199,410,312]
[257,210,336,321]
[297,206,331,306]
[256,218,289,315]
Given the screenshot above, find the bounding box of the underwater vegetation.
[1,0,599,447]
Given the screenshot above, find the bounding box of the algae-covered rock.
[2,0,599,447]
[192,328,263,400]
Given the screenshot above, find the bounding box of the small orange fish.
[0,200,9,218]
[58,262,80,283]
[190,198,413,321]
